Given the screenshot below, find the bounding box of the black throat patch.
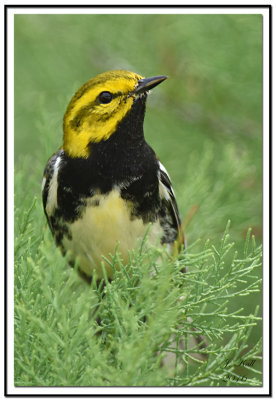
[57,95,160,223]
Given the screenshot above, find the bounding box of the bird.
[42,70,185,282]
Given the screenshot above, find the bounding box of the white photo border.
[5,4,271,396]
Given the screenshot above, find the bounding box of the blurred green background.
[14,13,262,241]
[14,12,262,375]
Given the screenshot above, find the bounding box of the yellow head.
[63,70,167,158]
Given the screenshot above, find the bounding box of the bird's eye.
[98,91,113,104]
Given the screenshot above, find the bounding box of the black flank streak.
[47,94,178,246]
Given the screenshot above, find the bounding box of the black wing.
[158,161,186,250]
[42,149,64,231]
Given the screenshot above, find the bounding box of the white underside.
[62,190,164,278]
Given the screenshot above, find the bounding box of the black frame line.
[3,4,273,7]
[5,3,272,397]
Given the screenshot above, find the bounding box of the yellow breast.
[62,190,163,278]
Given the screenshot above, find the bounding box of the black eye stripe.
[70,91,125,130]
[98,91,123,104]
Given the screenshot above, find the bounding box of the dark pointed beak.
[131,75,168,96]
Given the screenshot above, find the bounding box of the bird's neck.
[86,96,148,177]
[93,95,147,150]
[61,96,157,194]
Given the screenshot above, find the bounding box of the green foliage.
[14,13,262,386]
[15,198,262,386]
